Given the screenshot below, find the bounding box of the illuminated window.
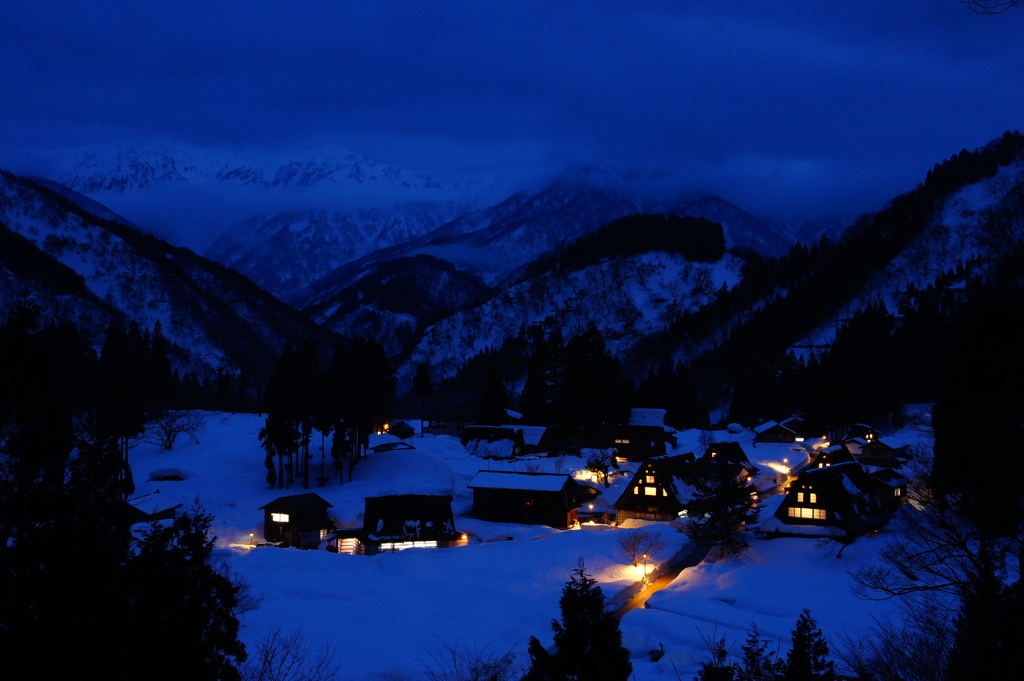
[645,475,655,484]
[662,489,668,497]
[796,492,804,503]
[271,513,289,523]
[615,438,631,444]
[809,492,817,504]
[634,487,640,495]
[787,507,826,520]
[644,487,658,496]
[380,540,438,551]
[894,488,901,497]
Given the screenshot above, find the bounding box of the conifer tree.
[695,637,739,681]
[476,365,508,425]
[525,559,631,681]
[684,471,759,554]
[738,623,784,681]
[782,610,835,681]
[413,362,435,435]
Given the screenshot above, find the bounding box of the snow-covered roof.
[467,470,572,492]
[498,424,547,446]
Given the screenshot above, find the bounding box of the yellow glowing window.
[634,487,640,495]
[644,487,658,496]
[615,438,630,444]
[796,492,804,503]
[645,475,655,484]
[809,493,817,504]
[271,513,289,523]
[788,507,826,520]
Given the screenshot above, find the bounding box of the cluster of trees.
[695,612,836,681]
[844,286,1024,680]
[259,336,396,489]
[0,301,248,678]
[519,324,631,435]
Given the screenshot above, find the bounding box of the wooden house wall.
[471,487,575,528]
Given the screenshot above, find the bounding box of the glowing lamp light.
[249,532,254,546]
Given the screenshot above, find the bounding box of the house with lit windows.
[772,462,893,535]
[259,492,336,549]
[333,494,468,555]
[614,453,747,523]
[753,414,807,444]
[701,441,759,477]
[806,443,856,470]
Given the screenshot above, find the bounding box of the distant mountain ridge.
[28,140,470,194]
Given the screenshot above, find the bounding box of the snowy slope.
[0,171,331,375]
[397,251,744,385]
[794,158,1024,353]
[206,201,474,302]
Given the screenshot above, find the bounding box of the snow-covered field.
[129,413,917,680]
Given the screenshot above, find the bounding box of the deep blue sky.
[2,1,1023,219]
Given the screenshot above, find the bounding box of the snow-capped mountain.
[205,201,475,302]
[28,140,464,194]
[0,170,333,377]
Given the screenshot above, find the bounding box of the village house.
[753,414,807,444]
[467,470,599,529]
[772,461,902,536]
[806,443,856,470]
[614,452,748,523]
[701,441,759,478]
[334,494,467,555]
[259,492,336,549]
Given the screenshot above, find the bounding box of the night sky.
[3,1,1023,220]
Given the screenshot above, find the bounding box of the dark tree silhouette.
[525,559,631,681]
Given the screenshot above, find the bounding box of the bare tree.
[241,625,340,681]
[422,639,522,681]
[617,527,666,567]
[585,450,614,488]
[961,0,1023,13]
[144,409,205,451]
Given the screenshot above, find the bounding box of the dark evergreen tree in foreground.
[783,610,835,681]
[0,306,247,679]
[525,559,631,681]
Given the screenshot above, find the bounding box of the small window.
[894,488,901,497]
[271,512,289,523]
[809,493,817,504]
[645,475,655,484]
[796,492,804,503]
[634,487,640,495]
[644,487,658,496]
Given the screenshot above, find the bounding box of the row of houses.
[259,412,911,551]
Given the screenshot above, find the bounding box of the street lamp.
[249,532,254,546]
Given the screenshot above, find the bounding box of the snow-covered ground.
[128,413,918,680]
